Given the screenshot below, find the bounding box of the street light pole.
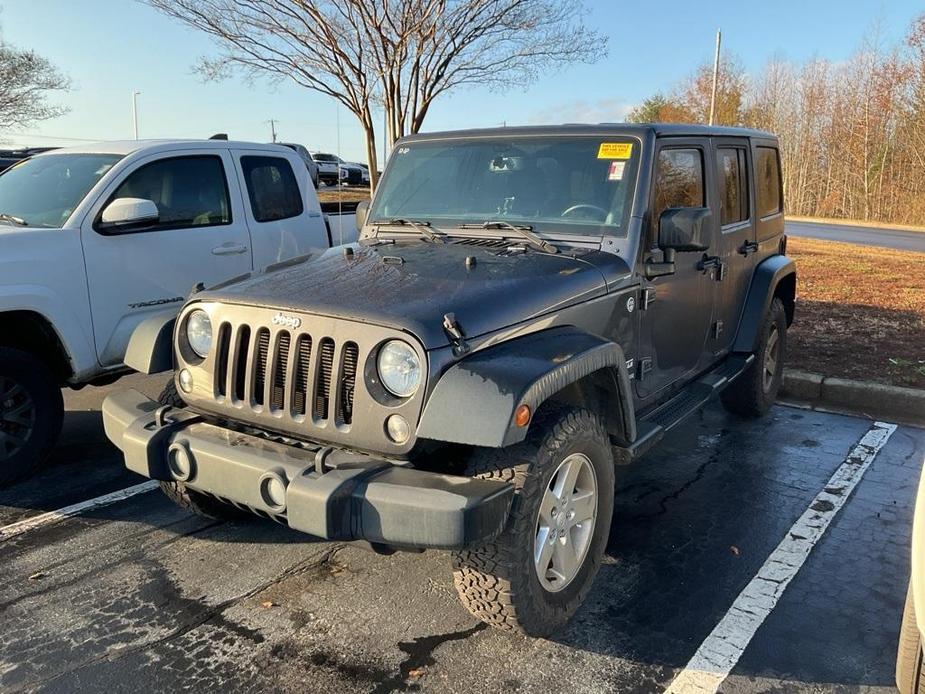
[132,90,141,140]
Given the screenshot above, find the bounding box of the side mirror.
[100,197,159,229]
[355,200,369,232]
[645,207,711,279]
[658,207,711,253]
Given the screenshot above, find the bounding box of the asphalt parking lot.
[1,374,922,693]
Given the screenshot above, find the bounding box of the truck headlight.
[186,310,213,358]
[377,340,421,398]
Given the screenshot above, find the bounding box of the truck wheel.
[0,347,64,487]
[452,406,614,637]
[721,297,787,417]
[897,584,925,694]
[155,378,247,521]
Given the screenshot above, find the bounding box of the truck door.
[636,139,719,401]
[81,151,252,367]
[232,151,328,267]
[711,137,756,355]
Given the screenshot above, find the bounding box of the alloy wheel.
[0,376,36,462]
[534,452,598,592]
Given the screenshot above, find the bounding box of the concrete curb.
[781,368,925,425]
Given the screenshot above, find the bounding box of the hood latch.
[442,312,470,357]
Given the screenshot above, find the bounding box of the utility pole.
[709,28,721,126]
[267,119,278,142]
[132,90,141,140]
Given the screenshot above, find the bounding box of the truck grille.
[215,324,359,426]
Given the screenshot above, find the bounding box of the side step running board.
[624,354,754,461]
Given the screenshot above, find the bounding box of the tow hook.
[442,313,470,356]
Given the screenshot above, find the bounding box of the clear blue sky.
[1,0,921,160]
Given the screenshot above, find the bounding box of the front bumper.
[103,389,514,549]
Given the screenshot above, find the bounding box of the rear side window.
[756,147,782,217]
[717,148,748,226]
[240,156,303,222]
[653,148,704,225]
[107,155,231,232]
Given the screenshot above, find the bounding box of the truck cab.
[0,140,352,485]
[104,124,795,637]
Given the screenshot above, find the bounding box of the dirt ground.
[316,186,370,203]
[787,237,925,388]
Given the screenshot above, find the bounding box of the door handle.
[739,240,759,256]
[211,243,248,256]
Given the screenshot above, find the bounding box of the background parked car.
[0,139,357,486]
[277,142,319,189]
[0,147,58,173]
[311,152,340,186]
[897,463,925,692]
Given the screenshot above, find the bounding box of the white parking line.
[0,480,159,542]
[665,420,898,694]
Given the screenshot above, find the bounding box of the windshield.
[0,153,122,228]
[369,136,639,236]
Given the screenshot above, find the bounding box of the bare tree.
[144,0,605,189]
[0,32,70,131]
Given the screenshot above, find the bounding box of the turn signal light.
[514,404,531,428]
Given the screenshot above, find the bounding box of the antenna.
[266,119,279,143]
[709,29,722,126]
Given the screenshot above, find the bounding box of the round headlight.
[377,340,421,398]
[186,310,212,358]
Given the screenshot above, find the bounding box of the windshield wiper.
[458,221,557,254]
[0,213,26,226]
[372,218,445,243]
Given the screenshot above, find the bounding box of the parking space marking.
[664,420,899,694]
[0,480,158,542]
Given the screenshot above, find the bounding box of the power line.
[0,132,103,142]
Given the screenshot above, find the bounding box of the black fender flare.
[124,309,176,374]
[416,327,636,448]
[732,254,796,354]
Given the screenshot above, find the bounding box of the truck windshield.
[0,153,123,228]
[369,136,639,237]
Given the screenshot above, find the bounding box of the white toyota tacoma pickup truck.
[0,139,356,484]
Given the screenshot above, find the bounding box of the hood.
[198,240,631,349]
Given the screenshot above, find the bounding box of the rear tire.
[155,378,247,521]
[0,348,64,487]
[452,406,614,636]
[897,584,925,694]
[721,297,787,417]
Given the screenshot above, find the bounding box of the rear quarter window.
[240,156,303,222]
[756,147,782,218]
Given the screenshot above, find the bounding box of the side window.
[756,147,782,217]
[653,148,704,227]
[240,156,303,222]
[717,148,748,226]
[107,155,231,232]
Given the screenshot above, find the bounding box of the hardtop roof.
[31,139,296,157]
[401,122,777,143]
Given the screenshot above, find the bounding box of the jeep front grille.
[215,324,358,426]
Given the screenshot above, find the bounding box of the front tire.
[452,406,614,637]
[721,297,787,417]
[0,348,64,487]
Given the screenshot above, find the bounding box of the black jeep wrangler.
[104,124,795,637]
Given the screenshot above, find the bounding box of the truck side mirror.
[99,197,159,230]
[658,207,711,253]
[355,200,369,232]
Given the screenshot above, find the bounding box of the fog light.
[178,368,193,393]
[386,414,411,444]
[259,473,288,512]
[167,443,194,481]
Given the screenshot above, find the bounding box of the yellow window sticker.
[597,142,633,159]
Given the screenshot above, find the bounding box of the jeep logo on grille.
[271,312,301,329]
